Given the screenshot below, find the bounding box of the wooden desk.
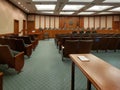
[69,54,120,90]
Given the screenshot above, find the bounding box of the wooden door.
[14,20,19,34]
[27,21,35,33]
[23,20,26,35]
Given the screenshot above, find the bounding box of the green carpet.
[0,39,120,90]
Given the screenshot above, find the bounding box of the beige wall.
[0,0,27,34]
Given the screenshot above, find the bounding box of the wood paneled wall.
[59,16,79,29]
[27,15,120,31]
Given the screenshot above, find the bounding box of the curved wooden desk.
[69,54,120,90]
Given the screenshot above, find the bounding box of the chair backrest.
[107,37,119,50]
[15,39,25,52]
[6,38,17,50]
[92,37,102,51]
[0,45,13,64]
[19,36,32,44]
[63,40,79,57]
[78,40,93,53]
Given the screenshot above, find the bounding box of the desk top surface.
[69,54,120,90]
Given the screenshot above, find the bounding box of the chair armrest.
[25,44,32,57]
[14,51,24,73]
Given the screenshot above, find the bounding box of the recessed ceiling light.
[62,5,84,10]
[109,7,120,11]
[21,5,23,7]
[18,2,21,4]
[69,0,94,2]
[103,0,120,3]
[78,12,95,15]
[35,4,56,10]
[86,5,113,11]
[60,12,74,15]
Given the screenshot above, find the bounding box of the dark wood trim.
[39,16,41,28]
[105,16,107,28]
[88,17,90,28]
[44,16,46,28]
[53,17,55,28]
[49,16,51,28]
[99,16,101,28]
[93,16,95,29]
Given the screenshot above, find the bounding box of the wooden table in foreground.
[69,54,120,90]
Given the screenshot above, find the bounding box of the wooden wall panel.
[84,17,88,29]
[89,17,94,28]
[79,17,84,28]
[45,16,49,28]
[59,16,79,29]
[55,17,59,29]
[35,15,39,29]
[107,16,112,29]
[95,16,100,29]
[27,15,120,31]
[40,16,45,29]
[50,17,54,28]
[114,16,119,21]
[27,21,35,31]
[101,16,106,28]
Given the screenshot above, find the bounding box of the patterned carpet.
[0,39,120,90]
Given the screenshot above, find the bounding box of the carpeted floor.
[0,39,120,90]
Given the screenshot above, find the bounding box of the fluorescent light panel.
[98,12,112,14]
[63,5,84,10]
[109,7,120,11]
[103,0,120,3]
[78,12,95,15]
[69,0,94,2]
[86,5,113,11]
[32,0,57,1]
[41,12,54,13]
[35,4,55,10]
[60,12,74,14]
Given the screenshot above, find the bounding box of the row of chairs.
[55,33,120,45]
[55,34,120,53]
[55,34,120,60]
[0,34,39,73]
[0,34,39,90]
[0,38,32,58]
